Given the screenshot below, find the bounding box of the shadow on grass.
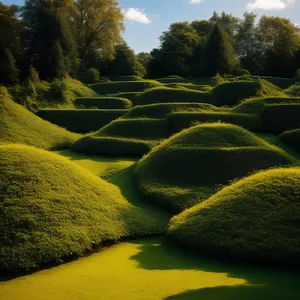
[129,237,300,300]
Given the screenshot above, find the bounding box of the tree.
[137,52,152,70]
[201,24,237,76]
[0,49,20,85]
[52,41,67,79]
[22,0,77,79]
[191,20,214,37]
[108,42,146,78]
[73,0,124,60]
[155,22,200,76]
[257,16,300,77]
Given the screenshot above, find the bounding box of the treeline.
[1,2,300,87]
[0,0,147,86]
[148,12,300,78]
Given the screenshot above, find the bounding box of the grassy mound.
[285,82,300,97]
[168,168,300,265]
[0,88,78,149]
[0,144,165,273]
[134,123,294,213]
[260,76,299,89]
[167,111,262,133]
[133,87,214,106]
[74,97,132,109]
[118,75,143,81]
[97,118,169,140]
[280,129,300,151]
[122,103,219,119]
[89,80,161,95]
[72,136,153,156]
[157,76,189,84]
[37,109,128,133]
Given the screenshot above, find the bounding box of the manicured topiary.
[0,144,166,273]
[168,167,300,266]
[134,123,294,213]
[0,87,78,149]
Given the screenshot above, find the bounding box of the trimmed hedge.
[167,111,263,133]
[89,80,161,95]
[157,76,189,84]
[97,118,169,140]
[123,103,219,119]
[118,75,143,81]
[168,167,300,266]
[134,123,294,213]
[37,109,127,133]
[263,104,300,133]
[72,136,152,156]
[74,97,133,109]
[280,129,300,151]
[134,87,214,106]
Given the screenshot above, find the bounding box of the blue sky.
[3,0,300,53]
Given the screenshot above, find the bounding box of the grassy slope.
[168,168,300,265]
[135,123,295,213]
[74,97,133,109]
[280,129,300,152]
[0,89,79,150]
[0,144,166,273]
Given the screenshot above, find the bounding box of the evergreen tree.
[201,24,236,76]
[52,41,67,79]
[0,48,19,85]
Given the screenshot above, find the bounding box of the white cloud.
[189,0,205,3]
[247,0,295,10]
[124,8,152,24]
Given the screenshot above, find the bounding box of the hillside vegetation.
[168,168,300,265]
[0,87,79,149]
[0,144,166,273]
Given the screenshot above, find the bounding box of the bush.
[233,69,250,76]
[134,123,294,213]
[90,80,161,95]
[82,68,100,84]
[0,90,79,149]
[74,97,133,109]
[280,129,300,151]
[167,111,263,133]
[0,144,165,272]
[212,73,226,86]
[37,109,127,133]
[168,168,300,266]
[72,136,152,157]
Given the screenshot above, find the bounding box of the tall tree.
[22,0,77,79]
[73,0,124,60]
[201,24,236,76]
[0,49,20,85]
[108,42,146,78]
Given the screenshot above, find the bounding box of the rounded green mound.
[123,103,219,119]
[74,97,133,109]
[134,123,294,213]
[72,135,152,156]
[280,129,300,151]
[0,144,164,272]
[0,88,78,149]
[168,168,300,265]
[118,75,143,81]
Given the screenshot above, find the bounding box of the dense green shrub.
[90,80,161,95]
[0,144,165,272]
[96,118,169,140]
[74,97,132,109]
[168,168,300,265]
[82,68,100,84]
[134,123,294,213]
[37,109,127,133]
[167,111,262,133]
[280,129,300,151]
[72,136,152,157]
[0,88,79,149]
